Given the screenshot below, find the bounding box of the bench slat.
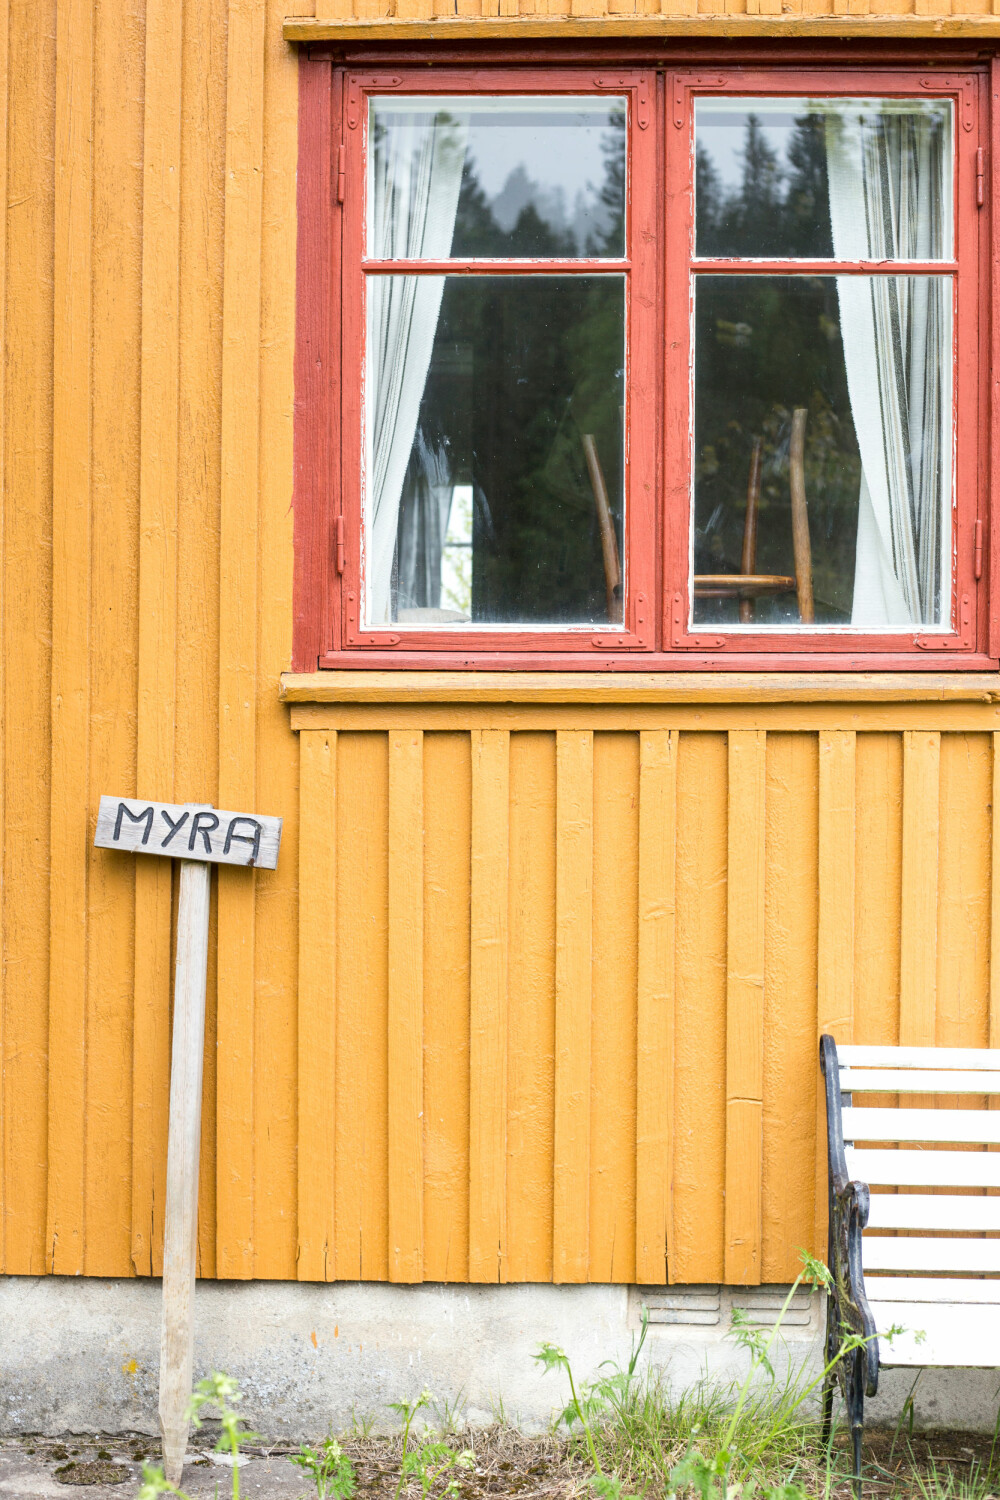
[846,1147,1000,1188]
[840,1068,1000,1095]
[863,1238,1000,1274]
[871,1303,1000,1367]
[838,1046,1000,1069]
[865,1277,1000,1304]
[843,1107,1000,1145]
[866,1194,1000,1231]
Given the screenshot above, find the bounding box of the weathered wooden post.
[94,796,282,1485]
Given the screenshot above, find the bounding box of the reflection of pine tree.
[593,107,626,256]
[716,115,784,256]
[452,166,505,255]
[696,143,723,247]
[784,115,833,257]
[695,111,832,257]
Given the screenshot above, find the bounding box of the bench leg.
[821,1295,836,1445]
[846,1347,865,1500]
[821,1371,834,1446]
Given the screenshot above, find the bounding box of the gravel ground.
[0,1430,589,1500]
[0,1428,994,1500]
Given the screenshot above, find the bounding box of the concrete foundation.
[0,1277,997,1438]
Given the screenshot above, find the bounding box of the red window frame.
[293,50,994,671]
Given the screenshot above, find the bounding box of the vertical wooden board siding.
[814,729,855,1256]
[177,0,228,1283]
[553,729,593,1283]
[763,734,818,1280]
[85,0,143,1276]
[297,731,337,1281]
[636,730,676,1286]
[817,732,856,1043]
[215,0,266,1280]
[671,734,728,1284]
[387,730,424,1282]
[47,0,94,1276]
[250,0,300,1281]
[468,729,510,1282]
[506,732,556,1283]
[900,731,941,1049]
[132,0,183,1278]
[423,733,471,1283]
[0,0,8,1268]
[724,730,766,1286]
[5,0,54,1275]
[589,732,638,1284]
[936,736,990,1049]
[335,733,389,1279]
[855,735,903,1048]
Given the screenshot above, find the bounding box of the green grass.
[536,1254,1000,1500]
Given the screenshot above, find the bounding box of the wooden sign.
[94,793,281,1485]
[95,795,281,869]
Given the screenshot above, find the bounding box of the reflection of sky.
[697,109,804,196]
[463,111,620,206]
[373,97,624,219]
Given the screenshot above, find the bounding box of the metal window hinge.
[336,143,346,205]
[977,147,985,208]
[335,515,345,575]
[975,518,984,580]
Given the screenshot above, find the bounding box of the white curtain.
[825,104,951,626]
[366,110,468,625]
[395,427,457,616]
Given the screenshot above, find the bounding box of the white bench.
[820,1035,1000,1492]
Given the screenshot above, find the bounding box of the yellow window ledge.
[284,14,1000,41]
[281,670,1000,705]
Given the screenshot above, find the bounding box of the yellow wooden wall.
[1,0,305,1280]
[3,0,1000,1285]
[288,699,1000,1284]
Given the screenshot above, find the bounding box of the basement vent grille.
[640,1285,722,1326]
[731,1286,813,1328]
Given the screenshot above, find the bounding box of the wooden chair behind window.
[694,408,815,625]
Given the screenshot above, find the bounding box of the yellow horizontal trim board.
[289,703,1000,734]
[285,14,1000,38]
[281,672,1000,706]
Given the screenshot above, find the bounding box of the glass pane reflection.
[369,97,627,259]
[693,275,951,629]
[365,275,626,628]
[695,98,952,260]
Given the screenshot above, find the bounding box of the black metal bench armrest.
[820,1034,880,1396]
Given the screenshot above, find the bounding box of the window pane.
[368,97,626,259]
[692,275,951,629]
[695,98,953,260]
[365,275,625,628]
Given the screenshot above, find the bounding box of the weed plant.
[138,1372,260,1500]
[535,1251,898,1500]
[290,1435,358,1500]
